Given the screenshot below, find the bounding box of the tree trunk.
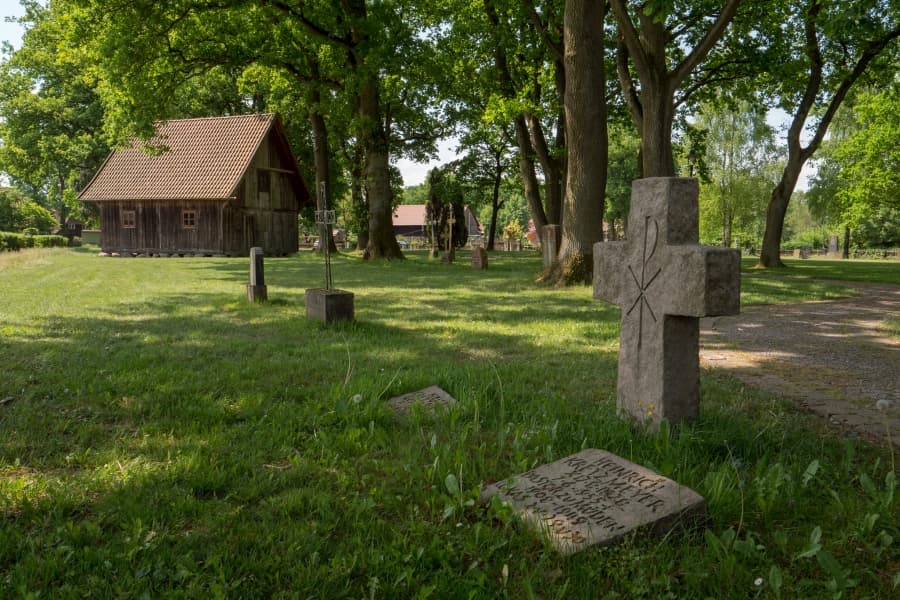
[610,0,741,178]
[842,225,850,259]
[759,156,804,267]
[514,115,548,232]
[541,0,606,286]
[527,112,564,227]
[487,158,503,251]
[485,0,548,233]
[639,83,676,177]
[358,78,403,260]
[348,145,368,251]
[309,96,337,254]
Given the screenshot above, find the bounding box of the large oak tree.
[757,0,900,267]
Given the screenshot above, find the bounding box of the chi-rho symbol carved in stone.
[594,177,740,429]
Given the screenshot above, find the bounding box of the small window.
[182,210,197,229]
[121,210,136,229]
[258,170,271,201]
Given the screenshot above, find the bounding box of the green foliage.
[605,124,640,237]
[833,82,900,218]
[696,101,779,249]
[0,188,57,233]
[401,183,428,206]
[0,1,108,220]
[851,207,900,249]
[425,166,467,249]
[0,249,896,597]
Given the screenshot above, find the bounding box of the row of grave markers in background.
[247,179,488,320]
[251,177,741,554]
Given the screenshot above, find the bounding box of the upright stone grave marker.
[471,245,488,270]
[306,182,354,323]
[247,246,267,302]
[481,449,705,555]
[541,224,561,269]
[827,235,840,258]
[594,178,740,429]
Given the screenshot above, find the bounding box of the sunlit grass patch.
[0,247,895,598]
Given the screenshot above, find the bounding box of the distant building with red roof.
[392,204,482,242]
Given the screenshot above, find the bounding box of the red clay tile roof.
[79,113,285,201]
[392,204,426,226]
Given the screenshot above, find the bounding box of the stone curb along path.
[700,282,900,445]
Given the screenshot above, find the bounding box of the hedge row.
[0,232,70,251]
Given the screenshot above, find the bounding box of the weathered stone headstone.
[247,246,267,302]
[471,246,488,270]
[482,448,705,555]
[792,247,811,259]
[388,385,457,416]
[541,224,561,268]
[827,235,840,258]
[594,178,740,428]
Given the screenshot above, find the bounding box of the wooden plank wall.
[100,201,226,255]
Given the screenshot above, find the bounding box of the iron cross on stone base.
[594,178,740,430]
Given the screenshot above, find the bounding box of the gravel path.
[700,282,900,445]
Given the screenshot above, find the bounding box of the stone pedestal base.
[247,284,267,302]
[305,288,354,323]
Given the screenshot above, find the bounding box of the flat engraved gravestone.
[481,448,705,555]
[388,385,457,416]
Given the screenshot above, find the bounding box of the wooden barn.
[79,113,311,256]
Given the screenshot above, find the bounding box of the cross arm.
[662,246,741,317]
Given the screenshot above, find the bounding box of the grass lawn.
[1,248,897,598]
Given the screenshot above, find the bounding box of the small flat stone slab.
[388,386,457,416]
[481,448,705,555]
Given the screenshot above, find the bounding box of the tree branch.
[609,0,650,79]
[523,0,563,63]
[264,0,354,51]
[615,36,643,133]
[672,0,743,87]
[804,22,900,160]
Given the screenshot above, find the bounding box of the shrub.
[0,232,66,251]
[34,235,68,248]
[1,231,26,251]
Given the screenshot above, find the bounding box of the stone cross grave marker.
[443,211,456,263]
[247,246,267,302]
[481,448,706,555]
[306,182,354,323]
[388,385,457,416]
[594,178,740,428]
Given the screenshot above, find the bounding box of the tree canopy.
[1,0,898,269]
